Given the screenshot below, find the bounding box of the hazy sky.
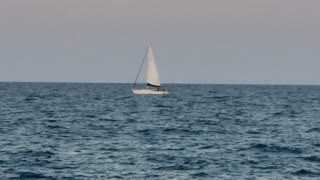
[0,0,319,84]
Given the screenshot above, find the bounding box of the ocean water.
[0,82,320,180]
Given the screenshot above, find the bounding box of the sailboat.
[132,45,169,95]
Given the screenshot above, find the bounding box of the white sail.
[146,46,161,87]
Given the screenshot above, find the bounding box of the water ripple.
[1,83,320,179]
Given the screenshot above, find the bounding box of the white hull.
[132,89,168,95]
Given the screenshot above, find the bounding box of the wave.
[191,172,209,178]
[198,145,215,149]
[209,95,231,102]
[272,112,284,116]
[99,118,117,121]
[163,128,203,135]
[301,155,320,163]
[24,93,48,102]
[242,143,303,154]
[293,169,320,176]
[18,172,54,179]
[245,130,261,135]
[154,165,196,171]
[107,175,124,179]
[85,114,96,118]
[46,125,64,129]
[154,104,173,108]
[162,147,186,151]
[306,127,320,133]
[18,150,55,159]
[314,143,320,147]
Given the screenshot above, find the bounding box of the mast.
[132,46,148,89]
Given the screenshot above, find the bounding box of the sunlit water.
[0,83,320,179]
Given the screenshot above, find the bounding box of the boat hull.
[132,89,169,95]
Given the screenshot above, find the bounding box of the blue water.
[0,83,320,179]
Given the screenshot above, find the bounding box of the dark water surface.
[1,83,320,179]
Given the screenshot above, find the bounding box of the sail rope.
[132,47,148,88]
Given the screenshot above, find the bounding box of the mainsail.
[146,46,161,87]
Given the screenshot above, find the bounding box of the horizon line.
[0,81,320,86]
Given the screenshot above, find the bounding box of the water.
[0,82,320,179]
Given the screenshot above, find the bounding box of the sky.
[0,0,319,84]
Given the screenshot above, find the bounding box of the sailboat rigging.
[132,45,168,95]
